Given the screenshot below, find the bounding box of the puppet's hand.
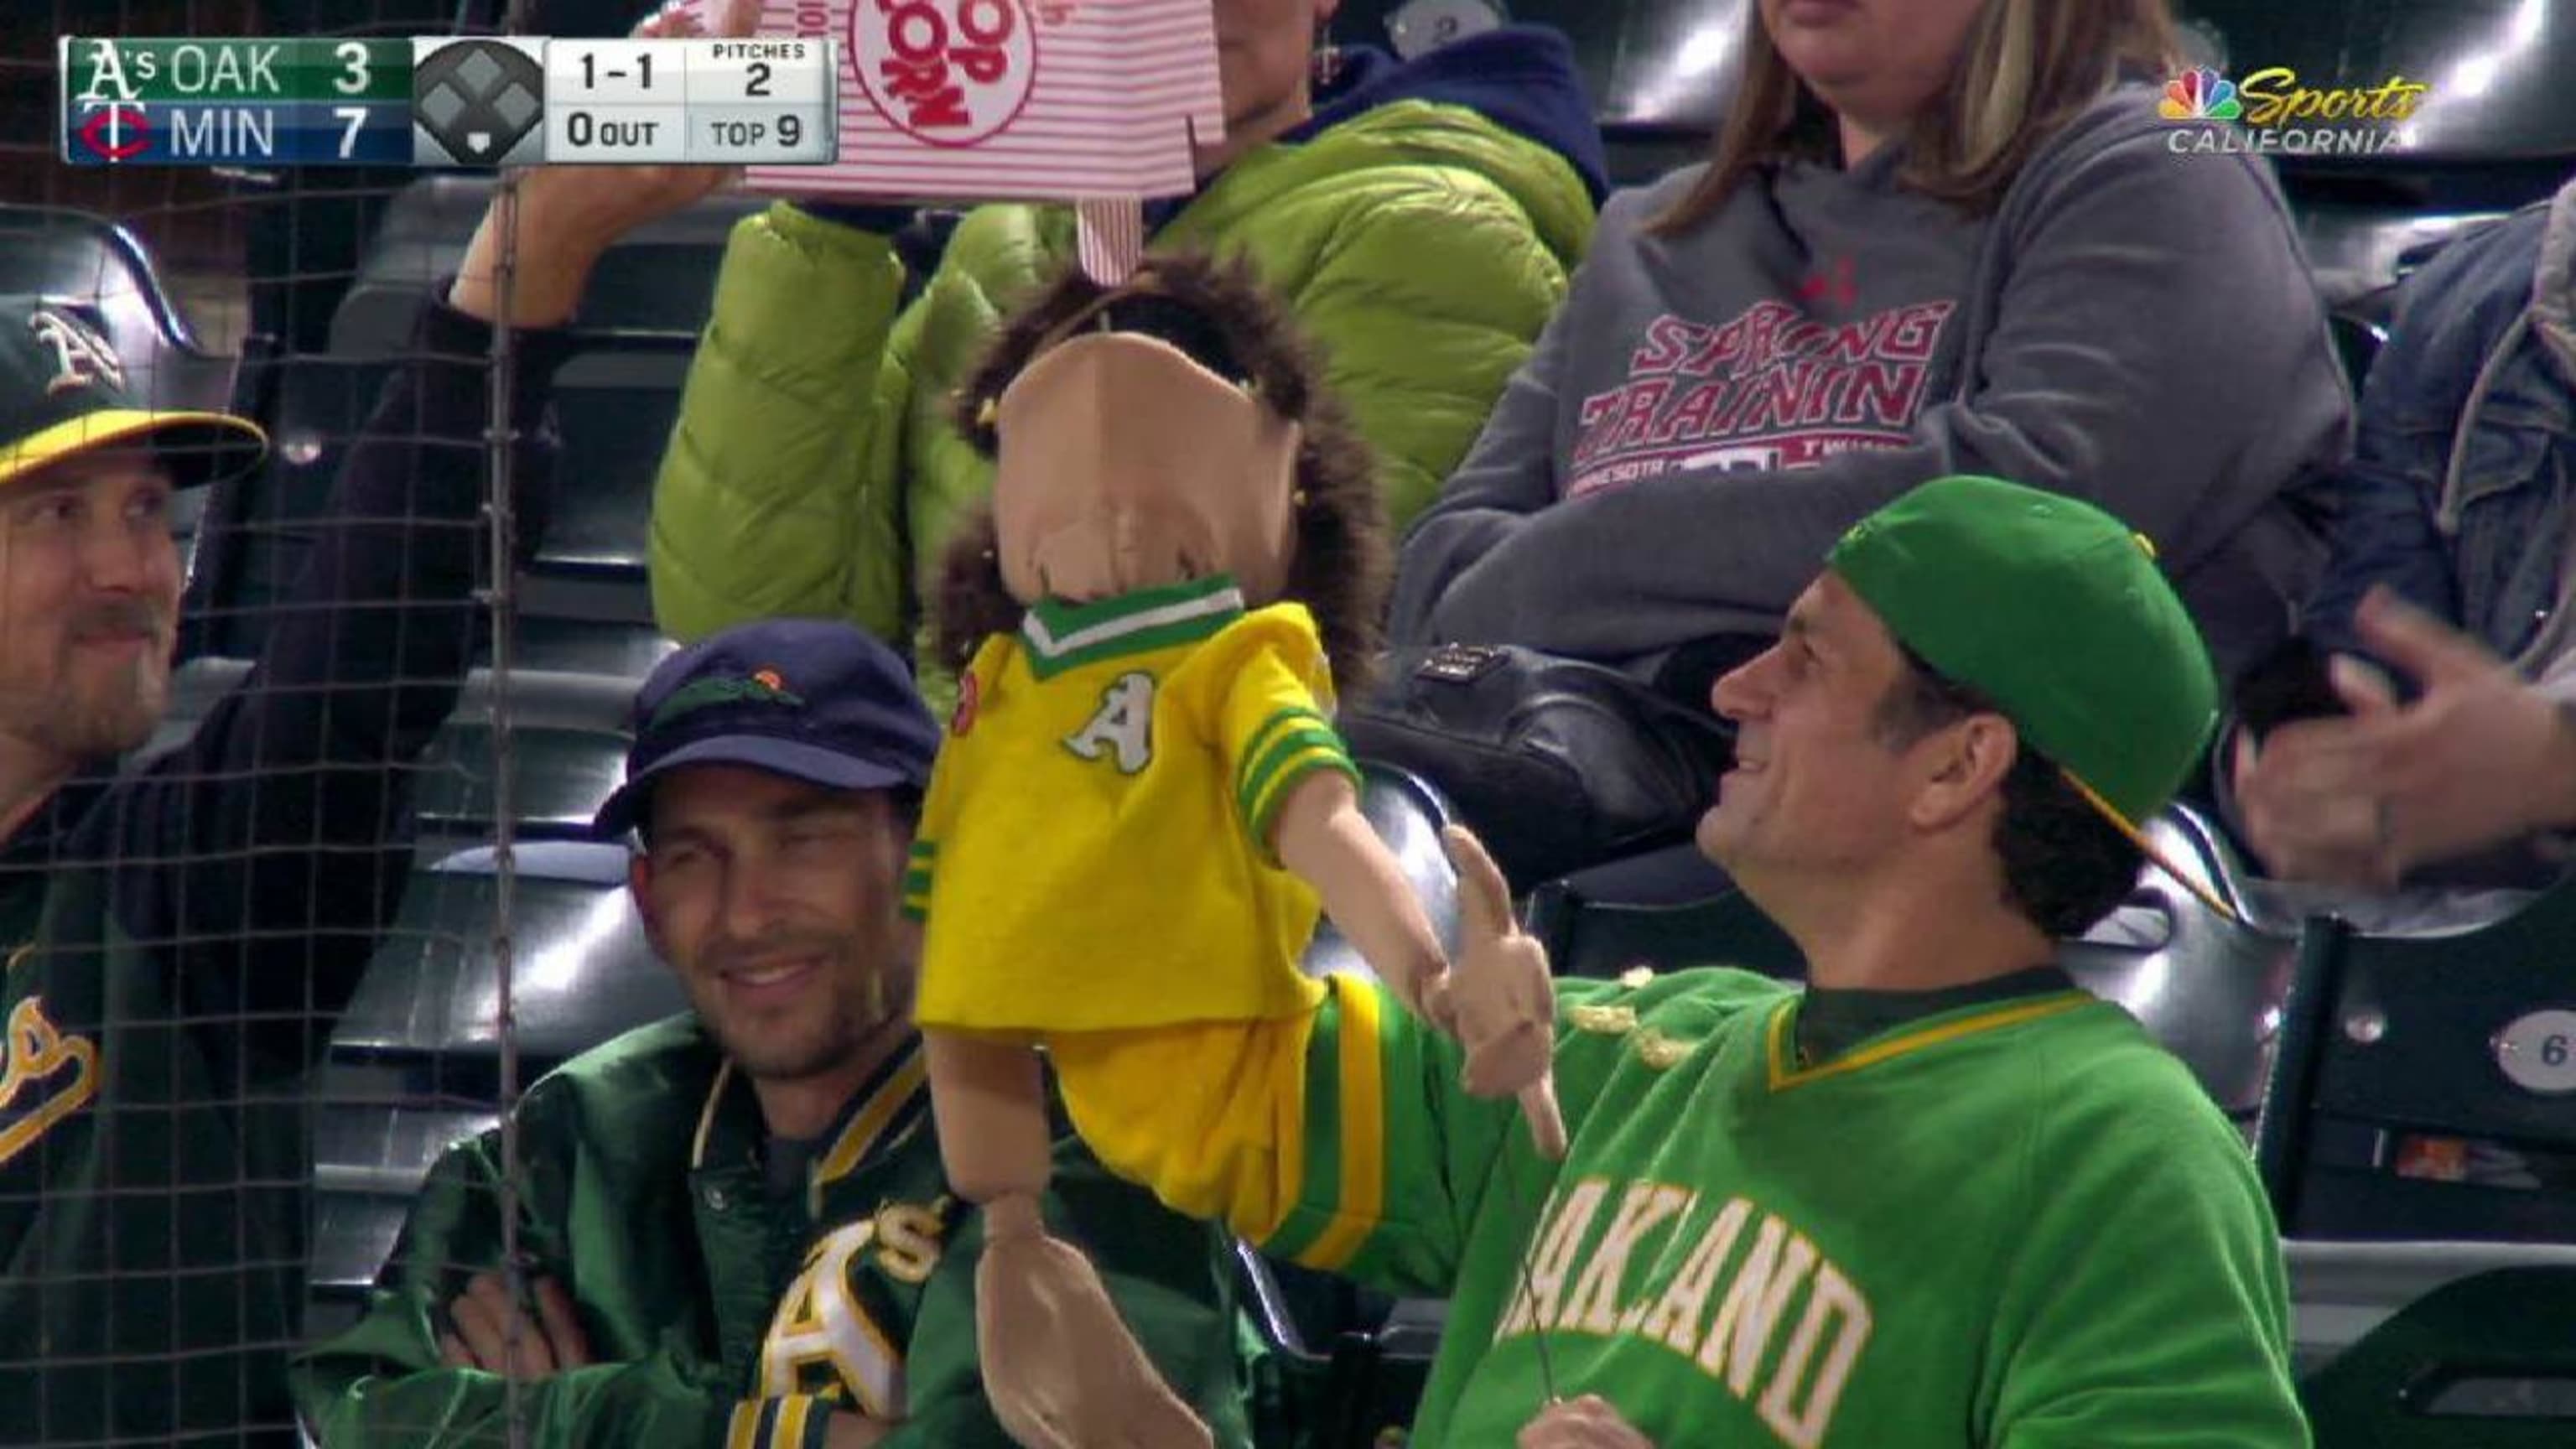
[975,1200,1215,1449]
[1518,1395,1655,1448]
[1435,827,1568,1161]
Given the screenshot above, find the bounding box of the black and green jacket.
[0,299,570,1445]
[293,1015,1258,1448]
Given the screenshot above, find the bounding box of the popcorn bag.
[673,0,1222,276]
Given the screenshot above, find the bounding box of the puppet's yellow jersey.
[906,579,1352,1033]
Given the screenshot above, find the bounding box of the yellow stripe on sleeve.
[1296,977,1386,1272]
[725,1401,761,1449]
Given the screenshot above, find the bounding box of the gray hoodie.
[1389,84,2352,687]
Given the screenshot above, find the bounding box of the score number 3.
[333,41,371,161]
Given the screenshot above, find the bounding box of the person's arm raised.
[449,0,752,328]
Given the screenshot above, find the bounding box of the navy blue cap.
[594,619,941,838]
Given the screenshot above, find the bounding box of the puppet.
[905,253,1563,1448]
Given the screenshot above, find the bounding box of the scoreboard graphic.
[59,36,837,168]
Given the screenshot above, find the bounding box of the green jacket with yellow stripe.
[293,1015,1257,1448]
[1052,968,2309,1448]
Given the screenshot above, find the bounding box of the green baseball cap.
[0,295,265,491]
[1828,475,2219,832]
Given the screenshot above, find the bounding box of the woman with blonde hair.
[1392,0,2350,703]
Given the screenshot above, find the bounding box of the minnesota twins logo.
[29,309,126,397]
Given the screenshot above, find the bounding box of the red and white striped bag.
[693,0,1223,279]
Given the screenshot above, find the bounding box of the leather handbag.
[1339,643,1737,891]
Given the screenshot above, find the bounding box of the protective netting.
[4,3,688,1442]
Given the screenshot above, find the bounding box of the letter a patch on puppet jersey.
[1061,671,1156,773]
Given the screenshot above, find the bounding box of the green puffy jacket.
[648,96,1597,656]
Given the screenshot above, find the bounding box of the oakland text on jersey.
[1497,1176,1873,1449]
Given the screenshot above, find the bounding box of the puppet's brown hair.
[934,252,1388,692]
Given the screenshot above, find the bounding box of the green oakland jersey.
[296,1015,1257,1448]
[1060,968,2308,1448]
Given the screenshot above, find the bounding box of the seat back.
[2298,1259,2576,1446]
[1525,869,1803,983]
[184,354,398,658]
[144,659,637,844]
[2063,804,2295,1122]
[2257,870,2576,1240]
[1301,762,1462,979]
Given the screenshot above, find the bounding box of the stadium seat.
[327,856,676,1091]
[189,341,673,666]
[1524,867,1801,981]
[2257,868,2576,1241]
[304,1096,501,1336]
[1301,762,1464,978]
[143,659,637,843]
[408,670,636,839]
[2293,1249,2576,1446]
[182,352,397,658]
[2064,803,2293,1123]
[328,175,763,356]
[540,341,691,579]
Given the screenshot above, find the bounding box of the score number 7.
[332,106,367,159]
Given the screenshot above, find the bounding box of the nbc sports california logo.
[2158,64,2429,156]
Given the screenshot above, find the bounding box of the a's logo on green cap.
[647,672,806,732]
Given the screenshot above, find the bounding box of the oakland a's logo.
[1062,672,1155,774]
[0,994,101,1169]
[757,1201,948,1415]
[29,308,125,397]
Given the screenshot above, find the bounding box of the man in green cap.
[1037,474,2306,1446]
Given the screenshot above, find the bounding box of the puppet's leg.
[927,1031,1213,1449]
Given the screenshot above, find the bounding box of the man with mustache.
[295,619,1257,1448]
[0,293,486,1439]
[0,138,720,1444]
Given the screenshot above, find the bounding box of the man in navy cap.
[298,618,1261,1449]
